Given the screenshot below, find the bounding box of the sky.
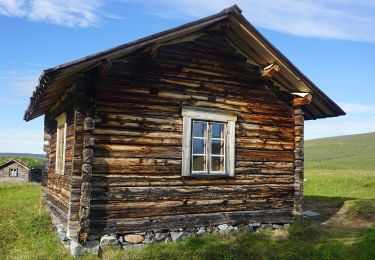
[0,0,375,153]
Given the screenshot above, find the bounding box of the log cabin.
[24,5,345,250]
[0,159,30,182]
[0,159,42,182]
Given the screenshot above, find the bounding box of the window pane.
[211,123,224,138]
[211,156,224,172]
[193,121,206,137]
[192,156,206,171]
[193,139,205,154]
[211,139,224,155]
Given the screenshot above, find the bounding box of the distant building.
[0,159,42,182]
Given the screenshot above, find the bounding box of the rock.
[154,232,168,242]
[124,234,144,244]
[70,241,85,256]
[143,233,156,244]
[246,225,254,231]
[57,230,68,243]
[164,237,173,243]
[272,224,282,229]
[260,224,273,229]
[85,240,100,255]
[196,227,206,235]
[100,234,119,248]
[303,210,320,218]
[88,234,100,241]
[170,231,190,242]
[249,222,261,228]
[126,244,146,250]
[218,224,234,232]
[122,242,133,247]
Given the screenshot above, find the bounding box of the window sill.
[182,174,235,179]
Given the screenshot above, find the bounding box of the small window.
[182,108,237,177]
[55,113,67,175]
[192,121,226,174]
[9,168,18,177]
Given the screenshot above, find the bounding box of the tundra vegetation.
[0,133,375,259]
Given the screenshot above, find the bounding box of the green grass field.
[1,133,375,259]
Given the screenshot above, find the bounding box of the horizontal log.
[90,198,293,219]
[90,185,293,201]
[90,175,294,187]
[90,209,292,234]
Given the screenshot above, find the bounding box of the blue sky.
[0,0,374,153]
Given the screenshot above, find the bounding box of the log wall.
[89,31,297,234]
[45,108,75,225]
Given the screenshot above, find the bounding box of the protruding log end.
[292,93,312,107]
[261,63,280,79]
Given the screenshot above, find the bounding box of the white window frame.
[182,107,237,177]
[55,113,67,175]
[9,168,18,177]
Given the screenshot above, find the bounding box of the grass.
[0,183,71,259]
[305,132,375,170]
[2,175,374,259]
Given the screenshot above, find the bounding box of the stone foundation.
[54,222,290,256]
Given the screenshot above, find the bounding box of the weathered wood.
[261,64,280,78]
[292,93,312,107]
[90,209,292,234]
[43,31,300,237]
[293,108,304,216]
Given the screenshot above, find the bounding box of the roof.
[0,159,30,170]
[24,5,345,121]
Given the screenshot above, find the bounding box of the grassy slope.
[305,132,375,170]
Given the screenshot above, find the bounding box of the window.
[55,113,67,175]
[182,108,237,177]
[9,168,18,177]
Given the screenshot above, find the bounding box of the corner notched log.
[261,64,280,79]
[292,93,312,107]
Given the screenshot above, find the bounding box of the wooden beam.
[261,64,280,78]
[292,93,312,107]
[98,58,112,78]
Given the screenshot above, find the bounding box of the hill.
[305,132,375,170]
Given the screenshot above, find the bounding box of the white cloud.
[133,0,375,42]
[0,68,39,96]
[339,103,375,113]
[305,102,375,139]
[0,0,104,27]
[0,127,44,153]
[1,1,375,42]
[305,118,375,140]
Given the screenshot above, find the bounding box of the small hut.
[0,159,30,182]
[24,5,344,254]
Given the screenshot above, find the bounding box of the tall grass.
[0,183,71,259]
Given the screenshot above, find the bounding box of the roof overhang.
[24,5,345,121]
